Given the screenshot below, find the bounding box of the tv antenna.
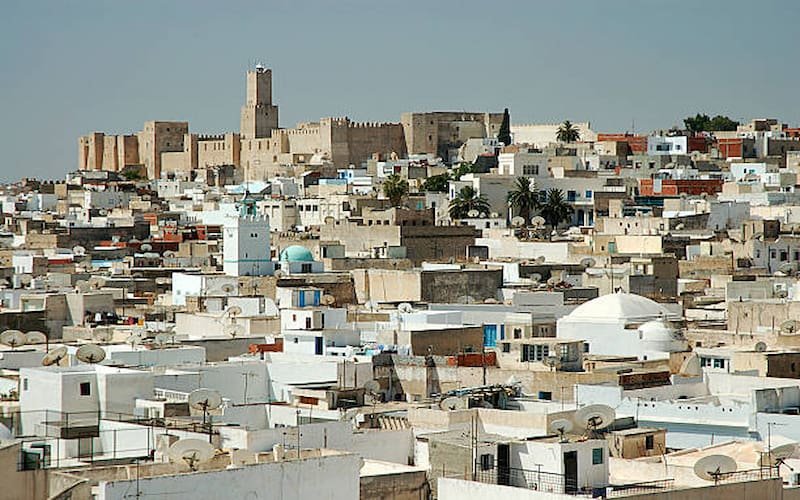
[75,344,106,364]
[41,346,68,367]
[167,439,216,472]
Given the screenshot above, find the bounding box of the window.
[502,343,510,353]
[592,448,604,465]
[585,190,593,199]
[80,382,91,396]
[645,435,654,450]
[513,328,522,339]
[301,263,313,273]
[523,164,539,176]
[713,358,725,369]
[538,391,552,400]
[480,454,494,470]
[23,379,28,391]
[583,343,590,353]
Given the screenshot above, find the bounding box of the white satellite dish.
[153,332,173,348]
[754,341,768,353]
[530,272,542,283]
[778,262,797,274]
[759,443,798,467]
[220,283,236,294]
[580,257,597,268]
[321,294,336,306]
[467,209,480,218]
[693,454,737,482]
[72,245,86,256]
[163,250,176,258]
[776,289,789,299]
[125,332,143,347]
[535,256,546,264]
[88,276,105,290]
[511,216,526,227]
[543,356,561,371]
[224,323,244,338]
[76,344,106,364]
[398,302,413,314]
[75,281,90,293]
[92,328,113,343]
[20,275,32,286]
[490,212,499,218]
[188,388,223,412]
[780,320,800,335]
[140,243,153,252]
[531,216,546,227]
[274,269,286,279]
[225,305,242,317]
[167,439,216,471]
[679,354,702,377]
[25,331,47,344]
[550,418,573,442]
[575,404,616,432]
[41,346,68,367]
[0,330,26,349]
[439,396,467,411]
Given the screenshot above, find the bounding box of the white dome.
[639,319,678,341]
[566,292,675,322]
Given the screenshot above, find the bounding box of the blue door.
[314,336,324,355]
[298,291,305,307]
[483,325,497,347]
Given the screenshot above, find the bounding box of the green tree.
[539,188,573,227]
[449,186,491,219]
[382,174,409,207]
[684,113,739,132]
[556,120,580,143]
[421,173,450,192]
[451,162,474,180]
[497,108,512,146]
[506,176,539,223]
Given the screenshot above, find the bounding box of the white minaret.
[223,194,272,276]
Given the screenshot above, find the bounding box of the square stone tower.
[240,65,279,139]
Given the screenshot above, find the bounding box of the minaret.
[223,191,272,277]
[240,64,279,139]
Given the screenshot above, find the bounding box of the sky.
[1,0,799,180]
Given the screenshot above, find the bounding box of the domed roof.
[566,292,674,322]
[280,245,314,262]
[638,319,676,341]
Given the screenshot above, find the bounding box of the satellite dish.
[20,275,32,286]
[153,332,173,347]
[484,297,499,304]
[754,341,768,353]
[364,379,380,395]
[72,245,86,256]
[550,418,573,442]
[398,302,413,314]
[76,344,106,364]
[225,305,242,317]
[274,269,286,279]
[535,256,546,264]
[780,320,800,335]
[776,289,789,299]
[580,257,597,268]
[125,332,143,347]
[759,443,798,467]
[675,223,685,231]
[321,294,336,306]
[223,323,244,338]
[25,331,47,344]
[220,283,236,294]
[531,216,546,227]
[324,216,335,225]
[467,209,480,218]
[188,388,223,412]
[41,346,68,367]
[167,439,216,471]
[511,216,526,227]
[365,300,378,312]
[778,262,797,274]
[543,356,561,370]
[490,212,499,218]
[530,273,542,283]
[140,243,153,252]
[575,404,616,432]
[98,209,108,216]
[440,396,467,411]
[88,276,105,290]
[75,281,90,293]
[693,454,737,482]
[679,354,702,376]
[163,250,176,258]
[547,276,560,286]
[0,330,26,349]
[92,328,113,343]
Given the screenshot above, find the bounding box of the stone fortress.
[78,65,505,180]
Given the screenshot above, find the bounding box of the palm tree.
[507,177,538,223]
[556,120,580,143]
[449,186,491,219]
[539,188,573,227]
[383,174,409,207]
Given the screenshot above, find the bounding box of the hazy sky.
[2,0,799,180]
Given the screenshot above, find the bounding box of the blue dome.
[280,245,314,262]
